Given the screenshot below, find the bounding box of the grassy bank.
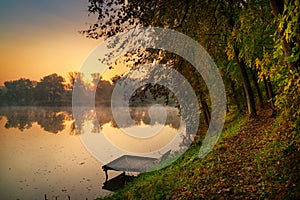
[99,109,299,199]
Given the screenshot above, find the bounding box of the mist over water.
[0,106,181,199]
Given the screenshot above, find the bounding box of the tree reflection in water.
[4,108,33,131]
[0,107,71,133]
[108,106,180,129]
[0,106,181,134]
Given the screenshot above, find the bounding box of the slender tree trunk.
[263,75,276,111]
[229,77,243,112]
[263,76,271,100]
[201,99,210,127]
[234,48,257,116]
[250,68,264,109]
[199,91,210,127]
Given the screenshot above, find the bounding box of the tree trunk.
[201,99,210,127]
[250,68,264,109]
[199,92,210,127]
[263,75,276,111]
[234,48,257,116]
[229,77,243,112]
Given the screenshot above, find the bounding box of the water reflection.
[102,172,135,192]
[0,107,71,133]
[0,106,181,134]
[0,106,184,198]
[0,108,112,199]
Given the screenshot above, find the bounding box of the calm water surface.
[0,106,182,199]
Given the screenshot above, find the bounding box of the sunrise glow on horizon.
[0,0,126,86]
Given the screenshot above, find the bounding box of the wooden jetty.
[102,155,158,181]
[102,151,171,181]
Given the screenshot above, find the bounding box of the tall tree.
[4,78,35,105]
[270,0,299,71]
[83,0,260,116]
[35,73,65,105]
[268,0,299,124]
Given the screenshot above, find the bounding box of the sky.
[0,0,113,85]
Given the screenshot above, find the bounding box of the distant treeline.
[0,72,112,106]
[0,73,69,106]
[0,72,174,106]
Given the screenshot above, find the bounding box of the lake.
[0,106,184,199]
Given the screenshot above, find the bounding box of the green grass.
[98,112,246,200]
[97,111,299,199]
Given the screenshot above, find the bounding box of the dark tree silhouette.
[35,73,65,105]
[4,78,35,105]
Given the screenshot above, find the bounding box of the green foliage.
[80,1,300,198]
[268,0,300,129]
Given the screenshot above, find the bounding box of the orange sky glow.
[0,0,127,86]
